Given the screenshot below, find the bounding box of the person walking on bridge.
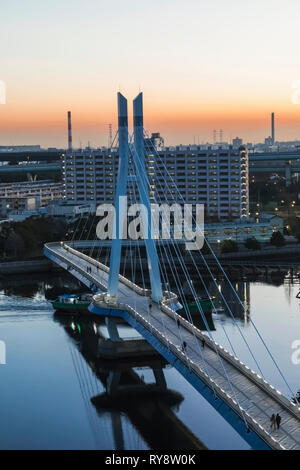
[270,414,276,431]
[276,413,282,430]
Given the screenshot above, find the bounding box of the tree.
[270,230,285,247]
[245,237,261,250]
[200,241,210,255]
[4,229,25,258]
[221,239,239,253]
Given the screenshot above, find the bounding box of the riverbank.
[210,242,300,261]
[2,241,300,276]
[0,258,59,275]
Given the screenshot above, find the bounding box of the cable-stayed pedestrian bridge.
[45,241,300,450]
[45,92,300,450]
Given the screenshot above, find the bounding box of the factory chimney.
[67,111,72,151]
[271,112,275,145]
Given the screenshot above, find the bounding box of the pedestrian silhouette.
[181,341,187,352]
[176,318,180,329]
[276,413,281,430]
[270,414,276,431]
[202,338,205,349]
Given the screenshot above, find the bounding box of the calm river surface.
[0,271,299,450]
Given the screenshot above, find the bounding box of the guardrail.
[92,289,300,424]
[45,242,178,304]
[160,301,300,421]
[44,242,107,292]
[91,294,286,450]
[208,260,300,268]
[46,240,300,448]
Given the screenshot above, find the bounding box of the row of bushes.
[220,231,285,253]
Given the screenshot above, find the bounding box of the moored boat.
[51,293,94,315]
[176,296,216,331]
[177,296,215,316]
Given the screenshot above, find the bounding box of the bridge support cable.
[140,140,249,411]
[76,346,111,447]
[122,243,129,277]
[145,131,295,398]
[143,138,238,358]
[127,148,180,348]
[108,93,130,299]
[131,140,240,404]
[136,158,248,423]
[69,212,84,247]
[135,153,260,426]
[132,93,163,303]
[78,210,92,245]
[136,140,219,381]
[126,151,168,338]
[138,139,229,368]
[68,343,101,448]
[152,147,295,397]
[146,135,268,377]
[90,126,119,278]
[126,159,152,327]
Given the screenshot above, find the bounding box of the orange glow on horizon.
[1,90,300,147]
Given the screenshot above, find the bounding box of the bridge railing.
[63,242,150,296]
[160,300,300,421]
[44,242,108,292]
[91,293,285,450]
[48,242,179,304]
[91,288,300,424]
[45,242,300,424]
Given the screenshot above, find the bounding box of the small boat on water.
[176,297,216,331]
[51,293,94,315]
[177,296,215,316]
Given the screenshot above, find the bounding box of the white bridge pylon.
[107,92,163,303]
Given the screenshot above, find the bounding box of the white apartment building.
[204,214,283,243]
[63,146,249,221]
[63,150,118,205]
[0,180,64,207]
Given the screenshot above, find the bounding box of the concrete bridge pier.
[107,370,122,395]
[105,317,120,342]
[111,411,125,450]
[153,367,167,389]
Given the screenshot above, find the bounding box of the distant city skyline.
[1,0,300,147]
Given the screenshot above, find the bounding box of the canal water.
[0,271,300,450]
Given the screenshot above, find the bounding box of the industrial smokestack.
[271,112,275,145]
[67,111,72,151]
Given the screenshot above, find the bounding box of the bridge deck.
[45,242,300,450]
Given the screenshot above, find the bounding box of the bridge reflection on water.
[54,314,207,450]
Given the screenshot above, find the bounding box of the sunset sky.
[1,0,300,147]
